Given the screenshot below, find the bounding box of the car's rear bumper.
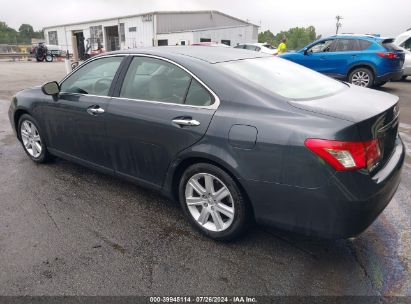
[245,136,405,239]
[376,70,404,82]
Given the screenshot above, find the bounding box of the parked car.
[280,35,405,88]
[234,43,278,55]
[9,47,404,240]
[191,42,230,47]
[394,29,411,80]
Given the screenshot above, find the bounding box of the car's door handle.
[172,118,200,127]
[87,105,105,115]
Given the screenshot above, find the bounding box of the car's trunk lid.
[289,85,400,170]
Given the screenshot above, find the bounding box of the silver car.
[395,29,411,79]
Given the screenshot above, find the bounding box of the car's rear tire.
[179,163,250,241]
[18,114,52,163]
[349,67,374,88]
[402,75,408,80]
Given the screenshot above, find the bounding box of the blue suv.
[280,35,405,88]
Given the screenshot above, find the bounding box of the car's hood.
[288,84,398,123]
[279,52,300,58]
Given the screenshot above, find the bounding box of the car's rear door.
[43,55,125,169]
[324,38,360,77]
[106,55,218,186]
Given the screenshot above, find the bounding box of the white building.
[43,10,259,57]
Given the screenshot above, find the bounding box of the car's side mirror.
[303,48,309,55]
[41,81,60,96]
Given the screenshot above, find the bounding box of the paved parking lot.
[0,61,410,296]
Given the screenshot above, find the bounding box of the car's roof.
[108,46,269,64]
[330,34,390,41]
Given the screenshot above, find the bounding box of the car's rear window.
[219,57,346,100]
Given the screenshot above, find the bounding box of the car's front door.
[43,55,125,169]
[107,56,218,186]
[304,39,337,74]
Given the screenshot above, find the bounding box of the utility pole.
[336,15,343,34]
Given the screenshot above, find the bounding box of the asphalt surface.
[0,61,410,296]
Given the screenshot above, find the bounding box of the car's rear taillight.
[304,139,381,171]
[376,52,398,59]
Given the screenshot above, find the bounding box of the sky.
[1,0,410,38]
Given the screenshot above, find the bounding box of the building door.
[73,31,86,60]
[105,26,120,51]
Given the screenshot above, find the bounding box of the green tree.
[0,21,43,45]
[19,24,34,37]
[259,26,319,50]
[258,30,275,44]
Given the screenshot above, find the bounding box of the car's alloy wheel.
[185,173,235,232]
[351,71,371,87]
[179,163,250,241]
[20,120,42,158]
[18,114,51,163]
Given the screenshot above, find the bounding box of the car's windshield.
[219,57,346,100]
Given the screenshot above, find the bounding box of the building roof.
[109,46,269,64]
[43,10,258,31]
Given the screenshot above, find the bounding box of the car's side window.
[245,45,258,51]
[60,56,123,96]
[120,57,191,104]
[185,79,213,106]
[334,39,355,52]
[356,39,372,51]
[120,56,214,107]
[309,40,335,53]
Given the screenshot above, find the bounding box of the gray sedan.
[8,47,405,240]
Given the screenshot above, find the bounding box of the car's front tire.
[402,75,408,80]
[349,67,374,88]
[18,114,51,163]
[179,163,251,241]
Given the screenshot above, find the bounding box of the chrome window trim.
[58,92,112,99]
[59,54,126,87]
[59,53,220,110]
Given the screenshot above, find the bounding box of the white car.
[234,43,278,55]
[395,29,411,80]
